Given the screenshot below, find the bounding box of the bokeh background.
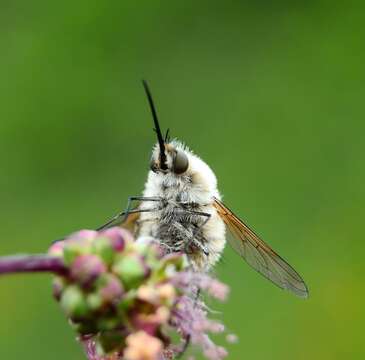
[0,1,364,359]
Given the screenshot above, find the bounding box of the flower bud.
[117,289,136,312]
[97,273,124,304]
[97,315,121,332]
[60,285,90,320]
[63,242,90,266]
[48,242,66,257]
[52,276,65,301]
[92,236,114,266]
[98,330,124,354]
[102,228,132,252]
[86,293,103,311]
[48,227,231,359]
[73,230,98,240]
[124,331,163,360]
[112,255,148,289]
[70,254,107,288]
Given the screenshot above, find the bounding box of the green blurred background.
[0,1,364,359]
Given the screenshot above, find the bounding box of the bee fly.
[98,80,309,298]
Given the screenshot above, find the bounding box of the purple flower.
[171,295,228,360]
[58,229,235,359]
[0,227,236,360]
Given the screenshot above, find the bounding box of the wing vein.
[213,197,308,298]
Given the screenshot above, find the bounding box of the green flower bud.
[134,241,149,256]
[63,242,90,266]
[117,289,136,312]
[97,315,121,331]
[92,236,114,266]
[86,293,103,311]
[153,254,185,282]
[60,285,90,320]
[97,330,124,354]
[112,255,147,289]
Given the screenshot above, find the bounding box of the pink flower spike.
[205,279,229,301]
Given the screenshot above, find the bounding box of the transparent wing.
[213,197,308,298]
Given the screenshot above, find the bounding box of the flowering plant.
[0,228,235,360]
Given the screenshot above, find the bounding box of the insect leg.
[191,211,211,228]
[54,198,162,243]
[52,209,153,243]
[180,210,211,256]
[96,196,162,231]
[95,208,153,231]
[122,196,162,223]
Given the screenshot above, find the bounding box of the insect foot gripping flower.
[47,227,234,360]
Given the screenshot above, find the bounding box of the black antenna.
[142,80,167,170]
[165,128,170,142]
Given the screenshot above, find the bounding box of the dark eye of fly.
[172,150,189,174]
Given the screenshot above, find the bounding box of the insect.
[98,80,309,298]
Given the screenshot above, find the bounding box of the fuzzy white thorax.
[137,140,226,271]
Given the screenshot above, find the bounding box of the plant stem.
[0,254,67,276]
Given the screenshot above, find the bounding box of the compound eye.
[172,150,189,174]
